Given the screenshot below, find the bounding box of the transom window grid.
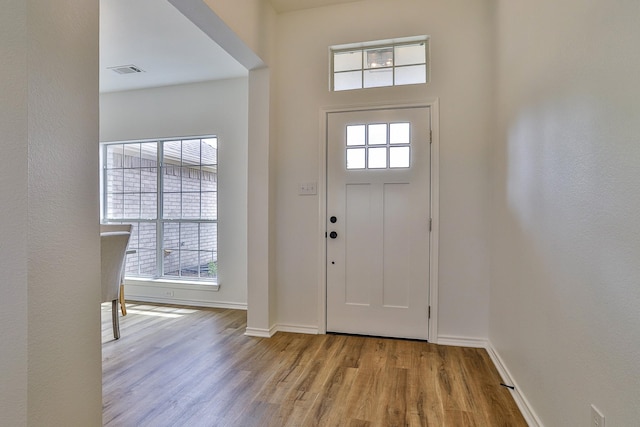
[345,122,412,170]
[102,137,218,282]
[332,40,428,91]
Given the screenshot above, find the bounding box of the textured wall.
[491,0,640,424]
[273,0,494,338]
[2,2,101,424]
[0,1,28,425]
[100,78,248,305]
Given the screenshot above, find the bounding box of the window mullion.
[157,141,164,279]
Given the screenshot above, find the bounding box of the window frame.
[100,136,218,284]
[330,37,430,92]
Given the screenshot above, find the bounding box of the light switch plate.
[298,182,317,195]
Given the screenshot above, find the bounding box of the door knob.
[329,231,338,239]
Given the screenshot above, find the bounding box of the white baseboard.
[437,335,542,427]
[244,324,277,338]
[275,324,319,335]
[437,335,488,348]
[127,295,247,311]
[485,344,543,427]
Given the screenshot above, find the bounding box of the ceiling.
[100,0,364,93]
[100,0,247,93]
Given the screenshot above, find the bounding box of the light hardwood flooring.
[102,303,526,426]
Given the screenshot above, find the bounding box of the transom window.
[101,137,218,282]
[331,38,429,91]
[346,122,411,170]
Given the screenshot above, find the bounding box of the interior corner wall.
[100,78,249,306]
[491,1,640,425]
[273,0,494,338]
[9,0,102,425]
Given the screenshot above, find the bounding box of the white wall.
[491,0,640,425]
[0,2,28,425]
[273,0,494,338]
[100,78,249,307]
[0,0,102,425]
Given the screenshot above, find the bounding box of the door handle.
[329,231,338,239]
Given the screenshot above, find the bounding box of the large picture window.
[101,137,218,283]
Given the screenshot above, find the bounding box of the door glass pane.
[390,123,410,144]
[390,146,411,168]
[346,148,366,169]
[334,71,362,91]
[368,124,387,145]
[368,147,387,169]
[346,125,366,146]
[395,64,427,86]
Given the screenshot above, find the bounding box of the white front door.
[326,107,431,340]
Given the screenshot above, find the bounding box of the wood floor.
[102,303,526,427]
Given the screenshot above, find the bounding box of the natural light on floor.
[101,302,197,318]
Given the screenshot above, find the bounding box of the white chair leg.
[112,299,120,340]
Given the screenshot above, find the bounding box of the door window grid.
[346,122,411,170]
[102,137,218,282]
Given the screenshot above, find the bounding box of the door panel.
[326,107,431,340]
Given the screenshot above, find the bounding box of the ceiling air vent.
[108,65,144,75]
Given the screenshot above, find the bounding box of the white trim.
[276,324,320,335]
[427,98,440,344]
[437,335,488,348]
[125,278,220,292]
[244,327,274,338]
[486,344,543,427]
[125,295,247,311]
[318,100,440,342]
[436,336,542,426]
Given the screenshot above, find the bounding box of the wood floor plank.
[102,303,527,426]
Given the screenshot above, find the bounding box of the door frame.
[317,100,440,342]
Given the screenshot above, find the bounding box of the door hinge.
[428,306,431,319]
[429,130,432,144]
[429,218,432,231]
